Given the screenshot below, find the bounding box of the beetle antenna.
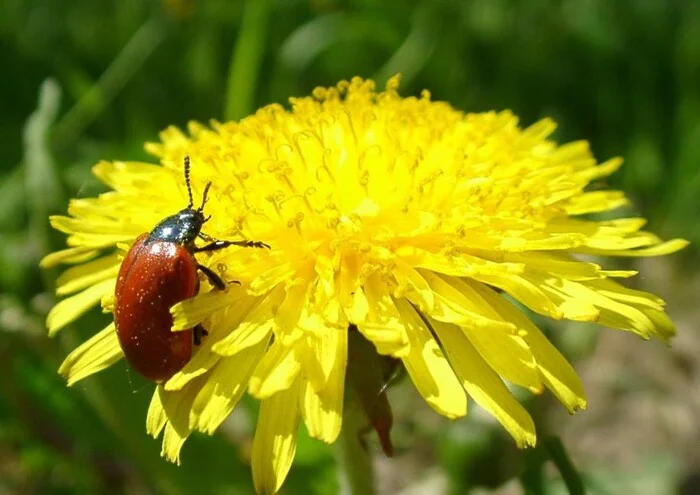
[199,182,212,212]
[184,155,194,209]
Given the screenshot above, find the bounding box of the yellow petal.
[147,385,167,438]
[300,330,347,443]
[599,269,638,278]
[55,255,119,295]
[589,278,665,308]
[503,251,602,281]
[40,246,99,268]
[469,283,586,412]
[274,281,309,344]
[392,260,434,311]
[356,273,410,356]
[156,377,206,464]
[429,317,536,448]
[523,117,557,141]
[578,238,688,257]
[576,156,623,181]
[409,248,482,277]
[469,271,562,319]
[212,288,282,356]
[564,191,629,215]
[460,322,541,393]
[587,278,675,341]
[47,278,114,336]
[549,140,592,168]
[419,270,519,332]
[522,271,600,321]
[547,278,668,340]
[525,326,587,412]
[499,232,586,251]
[164,337,221,392]
[337,250,362,313]
[252,380,302,494]
[394,298,466,419]
[50,215,137,246]
[191,335,269,434]
[424,275,542,392]
[249,340,301,399]
[601,218,647,233]
[58,323,122,386]
[349,286,370,322]
[642,308,675,342]
[584,230,662,251]
[92,159,178,192]
[162,423,188,465]
[170,289,247,331]
[300,325,346,391]
[166,295,261,390]
[248,262,297,296]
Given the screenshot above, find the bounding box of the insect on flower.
[113,156,269,382]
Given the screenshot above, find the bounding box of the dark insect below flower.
[347,325,404,457]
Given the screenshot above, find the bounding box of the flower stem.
[337,390,376,495]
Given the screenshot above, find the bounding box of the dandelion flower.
[43,76,687,493]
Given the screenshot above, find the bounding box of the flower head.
[43,75,687,493]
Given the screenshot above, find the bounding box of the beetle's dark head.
[148,207,206,246]
[147,156,212,248]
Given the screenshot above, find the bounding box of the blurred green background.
[1,0,699,493]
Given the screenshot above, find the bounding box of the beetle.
[114,156,269,382]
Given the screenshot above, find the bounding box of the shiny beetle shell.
[114,233,198,382]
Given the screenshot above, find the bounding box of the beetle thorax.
[148,208,204,247]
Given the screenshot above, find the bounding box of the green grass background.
[1,0,698,493]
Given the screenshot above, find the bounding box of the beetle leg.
[196,263,227,290]
[194,324,208,345]
[194,239,270,252]
[196,263,242,290]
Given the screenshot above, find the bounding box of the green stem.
[224,0,271,121]
[337,390,376,495]
[543,436,585,495]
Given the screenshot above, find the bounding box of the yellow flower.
[42,75,687,493]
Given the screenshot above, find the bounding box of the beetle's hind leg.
[196,263,227,290]
[197,262,244,289]
[194,324,208,346]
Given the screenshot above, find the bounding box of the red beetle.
[114,156,268,382]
